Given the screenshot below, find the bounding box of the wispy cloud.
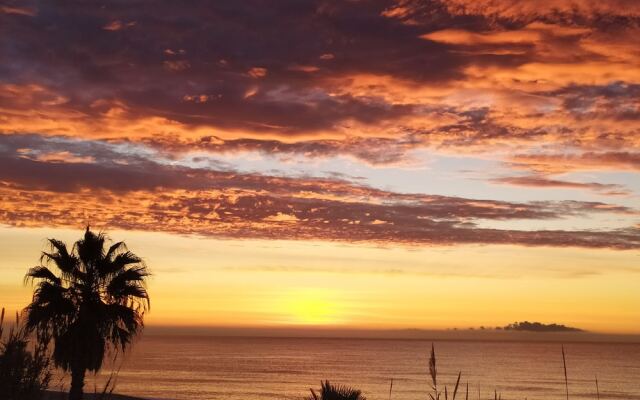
[490,175,631,196]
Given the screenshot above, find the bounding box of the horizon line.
[139,325,640,342]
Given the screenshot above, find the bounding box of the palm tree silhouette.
[308,381,367,400]
[24,228,150,400]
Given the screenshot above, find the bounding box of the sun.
[280,288,343,325]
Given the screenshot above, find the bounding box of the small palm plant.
[308,380,367,400]
[24,228,150,400]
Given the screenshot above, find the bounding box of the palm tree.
[24,228,150,400]
[308,381,367,400]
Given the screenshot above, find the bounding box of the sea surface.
[67,336,640,400]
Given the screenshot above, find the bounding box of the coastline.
[142,326,640,344]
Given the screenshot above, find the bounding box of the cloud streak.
[490,175,631,196]
[2,183,638,249]
[0,133,638,249]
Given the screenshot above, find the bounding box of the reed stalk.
[562,346,569,400]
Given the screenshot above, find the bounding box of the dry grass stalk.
[452,372,461,400]
[429,343,439,400]
[562,346,569,400]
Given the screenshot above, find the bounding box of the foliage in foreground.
[311,345,598,400]
[0,308,52,400]
[308,380,366,400]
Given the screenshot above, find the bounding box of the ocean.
[70,336,640,400]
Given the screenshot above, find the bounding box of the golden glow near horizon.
[1,226,638,334]
[1,2,640,337]
[277,288,345,325]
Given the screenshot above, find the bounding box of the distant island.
[502,321,584,332]
[450,321,586,332]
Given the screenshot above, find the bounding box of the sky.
[0,0,639,334]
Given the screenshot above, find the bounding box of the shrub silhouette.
[0,308,52,400]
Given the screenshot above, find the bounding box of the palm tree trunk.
[69,365,86,400]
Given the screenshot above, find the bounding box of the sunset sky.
[1,0,639,333]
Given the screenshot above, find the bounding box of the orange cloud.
[421,23,588,46]
[1,0,638,228]
[440,0,640,20]
[1,5,36,16]
[509,152,640,174]
[32,151,95,164]
[288,65,320,73]
[490,175,631,196]
[248,67,268,78]
[103,20,126,31]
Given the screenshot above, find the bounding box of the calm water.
[73,336,640,400]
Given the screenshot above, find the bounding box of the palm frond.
[41,247,82,283]
[25,282,74,332]
[99,251,144,278]
[25,266,61,286]
[108,282,150,309]
[103,304,143,351]
[105,241,126,260]
[47,238,70,259]
[106,266,149,294]
[77,228,107,271]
